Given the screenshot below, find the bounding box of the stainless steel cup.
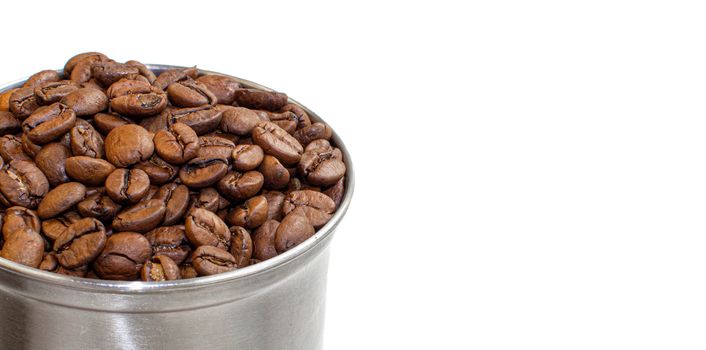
[0,65,354,350]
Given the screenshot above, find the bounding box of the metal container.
[0,65,354,350]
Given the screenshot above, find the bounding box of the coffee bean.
[139,113,169,133]
[229,226,253,267]
[65,156,116,186]
[153,183,190,225]
[64,52,108,76]
[2,206,40,239]
[0,135,30,162]
[179,157,229,188]
[23,70,61,89]
[134,155,179,185]
[232,144,264,171]
[141,255,180,281]
[275,213,314,253]
[153,67,199,91]
[0,89,16,112]
[188,187,228,213]
[21,133,42,158]
[60,88,109,117]
[0,228,44,268]
[197,135,235,161]
[233,89,288,111]
[77,191,121,222]
[69,54,110,84]
[105,168,150,204]
[259,155,290,189]
[112,199,166,233]
[279,103,312,130]
[93,232,151,280]
[262,191,286,221]
[294,122,333,146]
[70,122,104,158]
[93,112,134,135]
[41,211,82,242]
[39,252,59,271]
[185,208,230,249]
[125,60,157,84]
[323,177,345,209]
[254,110,298,134]
[252,121,303,165]
[226,195,268,229]
[38,182,87,219]
[191,245,237,276]
[167,79,217,107]
[196,75,241,105]
[298,139,346,186]
[218,106,261,135]
[22,103,76,144]
[163,105,223,135]
[153,122,200,165]
[216,170,264,200]
[9,86,40,119]
[144,225,191,265]
[281,190,335,229]
[104,124,154,167]
[0,160,49,209]
[0,111,21,135]
[53,218,107,269]
[91,62,142,87]
[180,264,198,279]
[253,219,279,261]
[107,79,168,117]
[34,80,80,105]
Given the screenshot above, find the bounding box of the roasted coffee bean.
[2,206,40,239]
[9,86,40,119]
[60,88,109,117]
[145,225,190,264]
[0,111,21,135]
[93,112,134,135]
[217,171,264,200]
[0,160,49,209]
[69,54,110,84]
[180,264,198,279]
[64,52,108,76]
[38,182,86,219]
[112,199,166,233]
[107,79,168,117]
[259,155,290,189]
[229,226,253,267]
[93,232,151,280]
[275,213,314,253]
[22,103,76,144]
[92,62,142,87]
[163,105,223,135]
[125,60,157,84]
[39,252,59,271]
[188,187,228,213]
[34,80,80,105]
[139,112,169,133]
[41,211,82,242]
[233,89,288,111]
[282,190,335,228]
[179,157,228,188]
[0,135,30,162]
[323,177,345,209]
[105,168,150,204]
[197,135,235,161]
[262,191,286,221]
[232,144,264,171]
[53,218,107,269]
[196,75,240,105]
[65,156,115,186]
[192,245,236,276]
[0,228,44,268]
[154,183,190,225]
[0,89,16,111]
[104,124,154,167]
[81,79,106,92]
[185,208,230,249]
[253,219,279,261]
[226,195,268,229]
[68,123,102,158]
[23,70,61,89]
[254,110,297,134]
[153,67,199,91]
[252,121,303,165]
[77,191,121,222]
[279,103,312,129]
[141,255,180,281]
[153,122,200,165]
[167,79,217,107]
[294,122,333,146]
[134,155,179,185]
[20,133,42,158]
[298,140,346,187]
[218,106,261,135]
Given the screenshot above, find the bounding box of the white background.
[3,1,706,349]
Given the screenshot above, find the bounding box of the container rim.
[0,64,354,293]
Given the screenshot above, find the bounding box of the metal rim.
[0,64,354,293]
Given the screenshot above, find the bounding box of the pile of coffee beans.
[0,52,346,281]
